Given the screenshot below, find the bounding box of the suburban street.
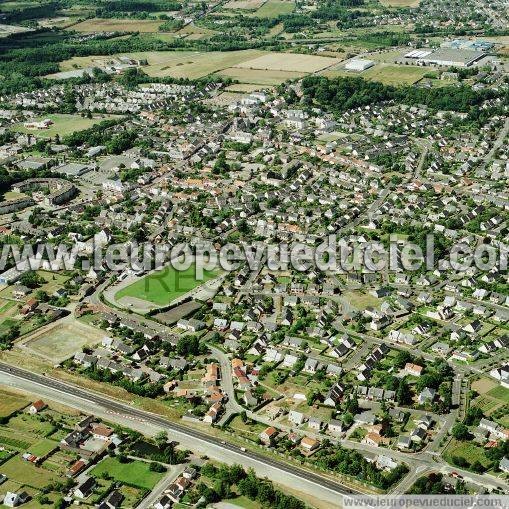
[0,362,359,509]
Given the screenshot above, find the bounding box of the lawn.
[36,270,70,294]
[250,0,295,17]
[0,389,29,418]
[228,496,262,508]
[443,439,491,469]
[0,455,59,488]
[0,299,18,315]
[12,114,118,139]
[115,264,217,306]
[487,385,509,404]
[6,414,55,437]
[29,438,58,457]
[90,457,164,490]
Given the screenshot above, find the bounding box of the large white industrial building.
[345,59,375,72]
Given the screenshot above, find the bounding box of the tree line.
[300,75,500,114]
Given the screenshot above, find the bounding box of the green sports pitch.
[114,264,217,306]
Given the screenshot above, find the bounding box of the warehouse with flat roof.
[345,59,375,72]
[419,48,485,67]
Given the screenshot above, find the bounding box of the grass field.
[115,264,217,306]
[226,496,262,509]
[175,23,217,39]
[250,0,295,17]
[0,0,39,11]
[90,457,164,490]
[342,290,381,311]
[0,456,59,488]
[12,114,118,139]
[225,83,267,92]
[486,385,509,404]
[36,270,70,295]
[0,389,29,418]
[217,67,305,85]
[22,320,105,362]
[71,18,166,33]
[29,438,58,457]
[6,414,55,437]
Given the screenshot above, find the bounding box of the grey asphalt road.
[0,362,357,508]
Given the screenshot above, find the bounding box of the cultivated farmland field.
[55,50,340,81]
[115,264,217,306]
[0,389,29,418]
[379,0,420,6]
[251,0,295,17]
[218,67,305,85]
[71,18,166,32]
[224,0,265,9]
[234,52,342,73]
[58,49,266,79]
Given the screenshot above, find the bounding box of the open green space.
[487,385,509,404]
[90,456,164,490]
[443,439,492,470]
[11,114,119,139]
[6,414,56,437]
[0,389,29,418]
[251,0,295,18]
[115,264,218,306]
[29,438,58,457]
[0,455,59,488]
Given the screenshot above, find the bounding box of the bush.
[149,462,167,473]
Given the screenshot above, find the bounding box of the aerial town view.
[0,0,508,507]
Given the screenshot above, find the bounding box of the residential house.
[28,400,46,414]
[74,477,96,499]
[260,426,278,445]
[288,410,305,426]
